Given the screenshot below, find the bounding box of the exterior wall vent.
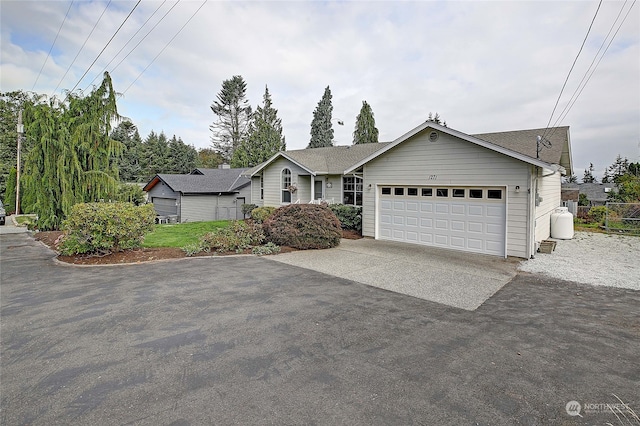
[429,131,439,142]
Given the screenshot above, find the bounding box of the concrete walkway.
[0,216,30,235]
[267,238,519,310]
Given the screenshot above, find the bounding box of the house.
[561,182,616,206]
[246,122,573,259]
[143,166,251,222]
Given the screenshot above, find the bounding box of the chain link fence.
[605,202,640,235]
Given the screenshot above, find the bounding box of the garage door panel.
[451,220,465,231]
[451,204,465,215]
[379,187,506,257]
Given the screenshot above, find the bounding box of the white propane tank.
[550,207,574,239]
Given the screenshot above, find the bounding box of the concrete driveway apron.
[267,238,519,310]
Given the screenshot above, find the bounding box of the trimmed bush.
[59,202,155,255]
[241,203,258,218]
[263,204,342,249]
[329,204,362,232]
[251,206,277,223]
[199,220,265,253]
[587,206,608,224]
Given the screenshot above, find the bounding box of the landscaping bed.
[34,229,361,265]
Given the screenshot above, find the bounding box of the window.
[282,168,291,203]
[469,189,483,199]
[381,187,391,195]
[487,189,503,199]
[453,188,465,198]
[407,188,418,196]
[343,176,363,206]
[421,188,433,197]
[436,188,448,197]
[394,187,404,196]
[260,175,264,200]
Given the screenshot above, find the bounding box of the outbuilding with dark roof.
[143,167,251,222]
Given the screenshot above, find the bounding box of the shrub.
[241,203,258,218]
[587,206,608,224]
[200,220,265,253]
[251,242,281,256]
[263,204,342,249]
[251,206,277,223]
[329,204,362,232]
[59,202,155,255]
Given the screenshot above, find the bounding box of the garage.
[151,197,178,217]
[378,186,506,257]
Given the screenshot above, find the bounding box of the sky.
[1,0,639,180]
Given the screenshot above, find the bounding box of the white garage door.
[378,186,506,257]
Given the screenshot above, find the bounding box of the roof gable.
[345,122,568,174]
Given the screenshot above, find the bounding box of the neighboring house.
[561,182,617,206]
[143,166,251,222]
[246,122,573,259]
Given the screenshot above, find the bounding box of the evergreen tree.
[210,75,252,162]
[167,135,198,174]
[605,155,630,184]
[3,167,17,214]
[426,112,447,126]
[231,86,286,168]
[308,86,334,148]
[21,72,122,230]
[353,101,379,145]
[111,120,143,182]
[582,163,597,183]
[563,174,578,183]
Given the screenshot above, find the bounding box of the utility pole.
[16,110,23,215]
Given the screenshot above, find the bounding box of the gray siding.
[261,157,313,206]
[534,169,562,243]
[362,130,531,258]
[251,176,263,207]
[181,194,243,222]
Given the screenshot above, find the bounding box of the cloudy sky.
[1,0,638,179]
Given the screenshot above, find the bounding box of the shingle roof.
[245,143,392,176]
[562,182,617,203]
[144,168,250,194]
[472,127,571,173]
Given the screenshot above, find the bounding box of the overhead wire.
[32,0,75,91]
[63,0,142,101]
[120,0,208,97]
[544,0,637,142]
[540,0,602,142]
[83,0,171,92]
[51,0,113,97]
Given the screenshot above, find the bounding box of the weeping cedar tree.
[308,86,334,148]
[353,101,379,144]
[231,86,286,168]
[22,72,122,230]
[210,75,252,162]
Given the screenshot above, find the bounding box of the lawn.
[143,220,230,248]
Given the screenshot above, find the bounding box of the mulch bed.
[34,229,361,266]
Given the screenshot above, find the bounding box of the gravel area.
[519,231,640,290]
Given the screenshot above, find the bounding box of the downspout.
[216,193,221,220]
[528,166,537,259]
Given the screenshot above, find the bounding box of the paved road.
[1,233,639,425]
[0,216,29,235]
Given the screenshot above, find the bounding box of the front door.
[314,180,324,201]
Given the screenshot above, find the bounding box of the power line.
[64,0,142,100]
[545,0,637,142]
[52,0,112,97]
[120,0,207,97]
[83,0,171,92]
[541,0,602,142]
[32,1,74,91]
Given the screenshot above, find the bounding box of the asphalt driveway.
[1,233,639,425]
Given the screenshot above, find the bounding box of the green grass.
[143,220,230,248]
[15,215,37,225]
